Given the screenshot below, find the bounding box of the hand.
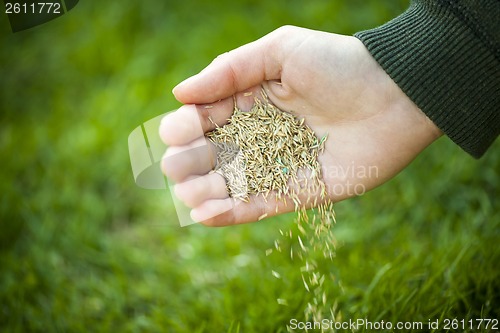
[159,26,442,226]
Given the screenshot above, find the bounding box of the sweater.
[355,0,500,158]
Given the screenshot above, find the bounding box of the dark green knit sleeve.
[355,0,500,158]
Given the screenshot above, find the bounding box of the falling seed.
[277,298,288,306]
[272,270,281,279]
[298,235,306,252]
[302,275,310,292]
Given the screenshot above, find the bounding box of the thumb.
[172,26,297,104]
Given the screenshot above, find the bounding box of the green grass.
[1,1,499,332]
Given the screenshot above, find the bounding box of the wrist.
[356,37,443,148]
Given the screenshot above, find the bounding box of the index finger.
[171,26,302,104]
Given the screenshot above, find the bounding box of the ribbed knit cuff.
[355,0,500,158]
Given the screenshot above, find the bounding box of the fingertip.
[172,75,199,102]
[159,113,173,144]
[159,112,187,146]
[190,208,203,223]
[160,150,175,181]
[159,105,206,146]
[190,199,235,226]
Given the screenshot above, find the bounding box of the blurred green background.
[1,1,498,332]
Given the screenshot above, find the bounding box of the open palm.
[160,26,441,226]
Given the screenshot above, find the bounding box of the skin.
[159,26,442,226]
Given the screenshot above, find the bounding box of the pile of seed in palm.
[206,91,327,207]
[205,90,337,323]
